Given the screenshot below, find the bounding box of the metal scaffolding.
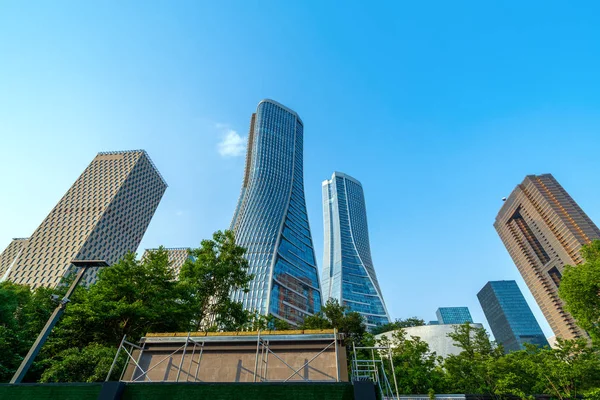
[107,329,342,383]
[351,342,399,400]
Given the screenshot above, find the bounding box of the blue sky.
[2,1,600,338]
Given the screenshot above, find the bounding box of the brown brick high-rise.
[495,174,600,340]
[2,150,167,288]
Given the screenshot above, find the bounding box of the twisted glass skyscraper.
[322,172,390,329]
[230,99,322,325]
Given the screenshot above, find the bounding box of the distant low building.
[436,307,473,324]
[375,324,484,359]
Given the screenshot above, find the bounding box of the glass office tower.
[436,307,474,324]
[478,280,549,352]
[322,172,390,329]
[230,99,321,325]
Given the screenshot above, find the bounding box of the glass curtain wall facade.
[230,99,321,325]
[478,280,549,352]
[322,172,390,329]
[436,307,473,324]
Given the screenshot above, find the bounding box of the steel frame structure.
[107,329,342,383]
[351,342,400,400]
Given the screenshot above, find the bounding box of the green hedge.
[122,382,354,400]
[0,382,354,400]
[0,383,102,400]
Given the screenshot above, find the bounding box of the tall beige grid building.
[1,150,167,288]
[495,174,600,340]
[142,248,191,279]
[0,238,29,281]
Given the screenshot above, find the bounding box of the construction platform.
[116,329,348,383]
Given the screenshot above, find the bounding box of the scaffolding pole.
[175,332,190,382]
[193,342,204,382]
[253,330,261,382]
[105,335,127,382]
[334,328,340,382]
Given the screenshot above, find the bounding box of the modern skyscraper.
[4,150,167,288]
[321,172,390,329]
[230,99,321,325]
[495,174,600,340]
[142,247,191,278]
[436,307,473,324]
[478,280,549,352]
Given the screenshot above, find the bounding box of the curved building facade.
[230,99,322,325]
[322,172,390,328]
[375,324,484,359]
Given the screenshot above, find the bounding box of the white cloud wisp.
[217,129,246,157]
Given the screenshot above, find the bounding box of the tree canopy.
[178,229,253,331]
[300,298,367,346]
[0,230,253,383]
[371,317,425,335]
[372,323,600,397]
[378,329,444,394]
[559,240,600,344]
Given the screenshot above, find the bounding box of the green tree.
[442,323,503,394]
[371,317,425,335]
[300,298,367,345]
[487,344,540,398]
[0,282,33,382]
[42,235,254,382]
[301,299,368,382]
[39,343,125,383]
[178,230,253,331]
[558,240,600,344]
[244,313,291,331]
[526,338,600,399]
[0,281,63,382]
[52,248,192,351]
[378,329,445,394]
[487,338,600,399]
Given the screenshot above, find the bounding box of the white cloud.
[217,128,246,157]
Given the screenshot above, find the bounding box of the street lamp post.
[10,259,109,384]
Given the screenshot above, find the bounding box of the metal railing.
[351,343,399,400]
